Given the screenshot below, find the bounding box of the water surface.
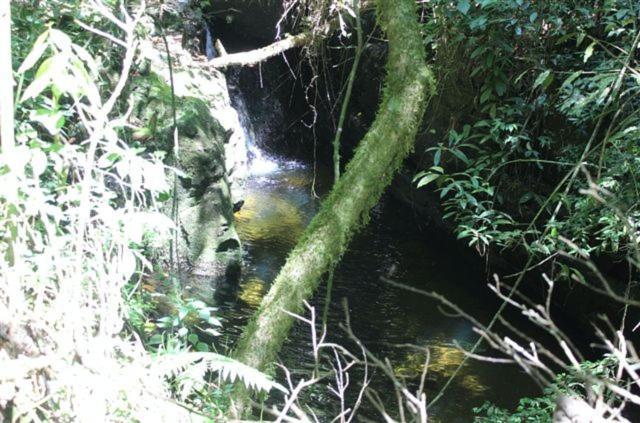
[214,159,537,422]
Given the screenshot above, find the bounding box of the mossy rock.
[130,62,242,282]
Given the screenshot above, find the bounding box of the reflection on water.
[237,277,266,308]
[234,190,305,249]
[214,160,537,421]
[393,345,488,397]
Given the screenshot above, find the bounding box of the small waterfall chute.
[232,92,279,176]
[205,25,216,60]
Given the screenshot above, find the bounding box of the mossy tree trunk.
[231,0,435,415]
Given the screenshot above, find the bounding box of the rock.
[233,199,245,213]
[134,35,252,288]
[206,0,284,46]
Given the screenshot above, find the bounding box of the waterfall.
[232,91,279,175]
[205,26,216,61]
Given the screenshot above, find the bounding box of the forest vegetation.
[0,0,639,422]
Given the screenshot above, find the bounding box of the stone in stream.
[132,32,263,296]
[233,199,245,213]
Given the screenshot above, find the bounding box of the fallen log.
[208,32,312,68]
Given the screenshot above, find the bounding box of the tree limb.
[208,32,312,68]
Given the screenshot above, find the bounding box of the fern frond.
[149,352,287,395]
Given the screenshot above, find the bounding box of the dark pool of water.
[213,161,538,422]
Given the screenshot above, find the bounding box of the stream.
[211,133,538,421]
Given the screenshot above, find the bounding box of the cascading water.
[231,90,280,176]
[205,26,216,61]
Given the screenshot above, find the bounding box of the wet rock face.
[227,67,287,157]
[206,0,284,48]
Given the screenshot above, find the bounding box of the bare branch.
[209,33,313,69]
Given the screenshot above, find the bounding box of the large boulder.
[132,35,253,290]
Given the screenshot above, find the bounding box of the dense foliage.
[412,2,640,420]
[416,0,640,260]
[473,356,618,422]
[3,0,640,421]
[1,1,278,421]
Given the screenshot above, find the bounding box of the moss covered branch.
[230,0,435,415]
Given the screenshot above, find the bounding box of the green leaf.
[197,309,211,321]
[195,342,210,352]
[519,192,534,204]
[457,0,471,14]
[560,71,582,90]
[156,316,173,328]
[21,58,55,101]
[412,171,428,183]
[190,300,207,309]
[470,46,487,59]
[469,15,488,31]
[203,328,221,337]
[149,334,163,345]
[451,148,471,165]
[29,108,64,135]
[178,307,188,320]
[208,316,222,327]
[416,173,440,188]
[30,149,48,177]
[48,29,72,52]
[18,31,49,74]
[583,42,595,63]
[202,353,286,393]
[480,88,492,104]
[533,70,553,90]
[513,69,530,84]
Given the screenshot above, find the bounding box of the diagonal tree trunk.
[231,0,435,414]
